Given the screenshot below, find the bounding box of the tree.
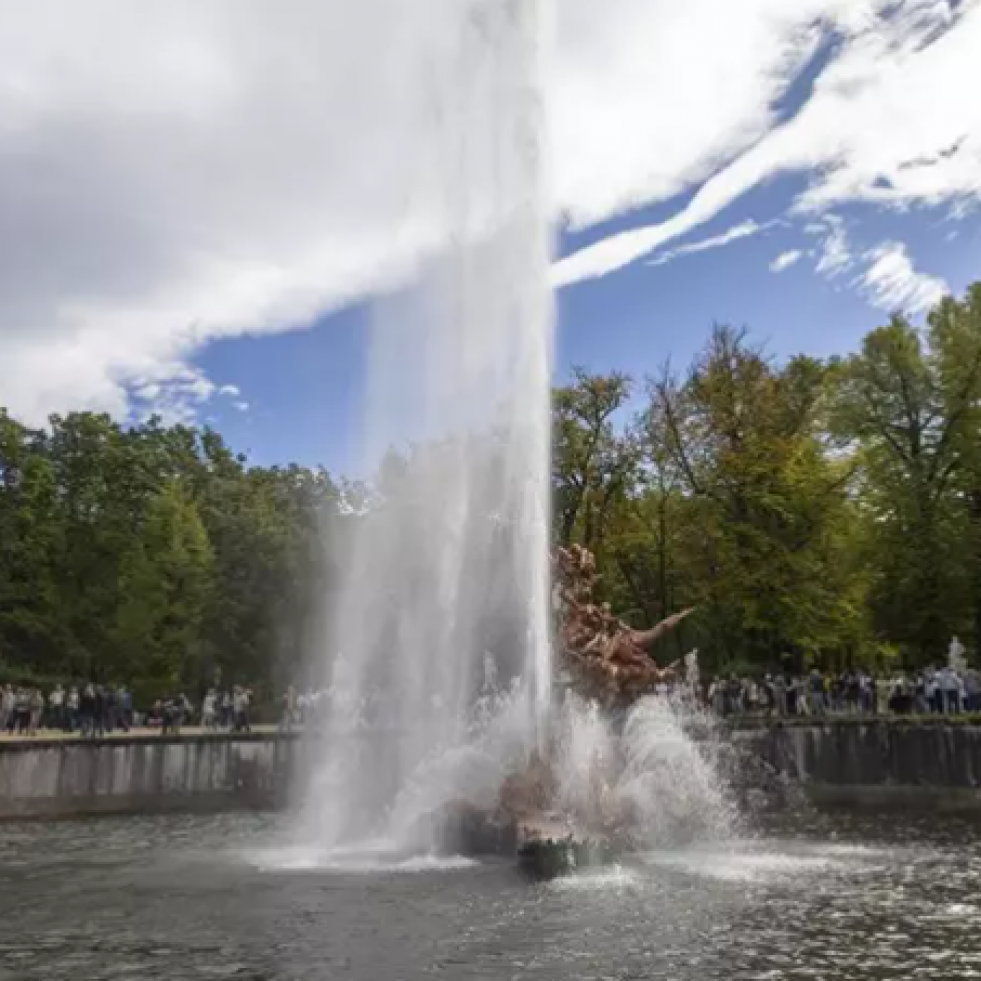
[114,481,215,689]
[0,415,66,673]
[4,280,981,689]
[647,327,865,667]
[832,302,981,663]
[552,369,639,555]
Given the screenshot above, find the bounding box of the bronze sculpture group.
[552,543,692,706]
[499,544,694,855]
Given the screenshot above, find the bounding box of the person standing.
[858,668,875,715]
[13,688,30,735]
[180,693,193,729]
[221,690,233,729]
[202,689,217,730]
[48,684,65,730]
[118,687,133,731]
[232,687,245,732]
[233,687,252,733]
[808,669,825,716]
[161,696,176,735]
[27,688,43,736]
[925,669,941,714]
[0,685,14,733]
[940,666,960,714]
[86,685,105,738]
[914,672,928,715]
[279,685,297,733]
[773,674,788,716]
[964,668,980,713]
[105,686,118,732]
[79,683,95,736]
[67,685,80,732]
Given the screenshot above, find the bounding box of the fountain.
[294,0,554,863]
[500,546,733,876]
[291,0,734,874]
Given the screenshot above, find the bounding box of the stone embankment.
[2,718,981,819]
[0,731,295,819]
[735,716,981,810]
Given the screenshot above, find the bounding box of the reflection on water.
[1,810,979,980]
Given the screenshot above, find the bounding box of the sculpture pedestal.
[515,815,623,879]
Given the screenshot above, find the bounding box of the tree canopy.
[3,283,981,688]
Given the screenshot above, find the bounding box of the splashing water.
[616,697,737,845]
[289,1,737,867]
[552,693,737,848]
[294,0,554,860]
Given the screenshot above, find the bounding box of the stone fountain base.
[433,799,626,880]
[515,817,623,879]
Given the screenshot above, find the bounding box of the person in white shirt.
[48,685,65,730]
[202,690,217,730]
[940,667,960,714]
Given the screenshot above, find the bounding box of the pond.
[1,810,978,980]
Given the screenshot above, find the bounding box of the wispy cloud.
[770,250,804,272]
[813,216,854,279]
[128,366,243,424]
[1,1,979,422]
[554,1,981,287]
[647,220,770,268]
[859,242,949,313]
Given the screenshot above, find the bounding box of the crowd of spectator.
[705,665,981,717]
[3,665,980,739]
[0,683,258,738]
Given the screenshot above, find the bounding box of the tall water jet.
[297,0,554,859]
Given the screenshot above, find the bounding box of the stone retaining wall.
[736,719,981,810]
[0,734,294,819]
[2,720,980,819]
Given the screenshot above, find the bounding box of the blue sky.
[1,0,980,476]
[198,188,981,473]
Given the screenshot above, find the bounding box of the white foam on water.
[639,840,890,884]
[548,865,641,892]
[252,844,479,875]
[945,903,979,915]
[550,693,738,847]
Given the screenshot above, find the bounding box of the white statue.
[949,636,967,674]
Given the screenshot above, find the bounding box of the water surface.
[1,811,978,980]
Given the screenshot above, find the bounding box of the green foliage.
[0,411,339,690]
[559,288,981,672]
[552,368,638,555]
[830,291,981,663]
[3,283,981,688]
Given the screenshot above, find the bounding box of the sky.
[1,0,980,473]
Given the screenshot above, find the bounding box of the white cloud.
[647,220,770,267]
[129,365,222,423]
[0,0,494,423]
[554,0,981,285]
[813,216,855,279]
[802,215,947,313]
[0,0,979,422]
[770,250,804,272]
[859,241,949,312]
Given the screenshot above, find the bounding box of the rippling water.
[1,811,979,980]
